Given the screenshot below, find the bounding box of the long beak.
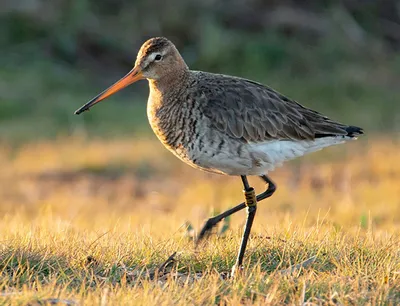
[74,66,144,115]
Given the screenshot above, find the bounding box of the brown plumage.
[75,36,364,274]
[189,73,355,142]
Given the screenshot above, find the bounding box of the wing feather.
[196,73,349,143]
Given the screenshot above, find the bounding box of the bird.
[74,37,364,275]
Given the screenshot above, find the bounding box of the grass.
[0,137,399,304]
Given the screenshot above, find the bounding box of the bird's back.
[190,71,363,141]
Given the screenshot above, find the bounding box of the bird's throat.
[148,70,189,99]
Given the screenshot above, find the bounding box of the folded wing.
[198,74,362,143]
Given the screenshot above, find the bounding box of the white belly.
[191,136,351,176]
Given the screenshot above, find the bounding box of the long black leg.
[196,175,276,243]
[231,175,257,275]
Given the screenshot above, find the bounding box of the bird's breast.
[147,94,197,162]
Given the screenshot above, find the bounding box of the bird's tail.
[345,125,364,138]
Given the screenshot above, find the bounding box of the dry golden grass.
[0,137,399,305]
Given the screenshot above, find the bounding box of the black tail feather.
[345,125,364,137]
[315,125,364,138]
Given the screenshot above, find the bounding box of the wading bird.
[75,37,363,275]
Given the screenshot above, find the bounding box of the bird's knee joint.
[268,183,277,194]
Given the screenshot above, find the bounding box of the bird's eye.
[154,54,162,61]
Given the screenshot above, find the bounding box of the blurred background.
[1,3,400,303]
[1,0,400,141]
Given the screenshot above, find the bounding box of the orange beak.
[74,66,144,115]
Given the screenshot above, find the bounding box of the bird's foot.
[230,264,244,278]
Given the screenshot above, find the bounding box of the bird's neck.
[148,69,190,100]
[146,69,191,152]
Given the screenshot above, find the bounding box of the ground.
[0,137,399,305]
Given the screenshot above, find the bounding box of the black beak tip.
[74,106,89,115]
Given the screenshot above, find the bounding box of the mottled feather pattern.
[148,74,202,154]
[191,72,358,143]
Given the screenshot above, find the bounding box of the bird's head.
[74,37,187,115]
[136,37,187,80]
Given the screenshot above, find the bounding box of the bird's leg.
[196,175,276,244]
[230,175,257,276]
